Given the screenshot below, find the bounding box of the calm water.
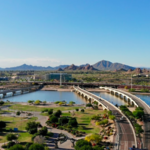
[135,94,150,106]
[2,91,86,105]
[92,92,126,106]
[1,90,150,107]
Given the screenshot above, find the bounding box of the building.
[44,73,72,82]
[0,77,9,81]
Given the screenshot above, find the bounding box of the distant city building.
[0,77,8,81]
[44,73,72,82]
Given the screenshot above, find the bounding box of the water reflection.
[92,92,126,106]
[2,91,86,105]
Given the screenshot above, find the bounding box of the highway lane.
[75,87,135,150]
[114,89,150,149]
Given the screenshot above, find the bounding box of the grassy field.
[0,116,37,143]
[61,109,105,134]
[9,104,84,112]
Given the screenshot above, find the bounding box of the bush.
[29,143,45,150]
[129,88,136,92]
[16,111,21,116]
[47,109,53,115]
[81,109,84,113]
[68,118,78,127]
[58,116,69,125]
[26,122,38,134]
[141,88,149,93]
[25,143,32,150]
[38,126,48,136]
[109,115,115,120]
[49,115,58,123]
[41,109,48,113]
[9,144,25,150]
[75,139,92,150]
[54,110,62,117]
[6,134,18,141]
[34,100,41,105]
[134,123,144,134]
[7,141,15,148]
[76,108,79,111]
[0,121,6,128]
[86,103,93,107]
[0,101,4,106]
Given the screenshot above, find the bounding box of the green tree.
[69,101,75,106]
[29,143,45,150]
[48,109,53,115]
[9,144,25,150]
[85,133,102,144]
[6,134,18,142]
[75,139,92,150]
[34,100,41,105]
[25,122,38,134]
[109,115,115,120]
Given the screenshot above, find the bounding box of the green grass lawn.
[0,116,37,143]
[9,104,84,112]
[61,109,105,134]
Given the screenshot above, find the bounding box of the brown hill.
[64,64,97,71]
[57,68,64,71]
[134,68,143,74]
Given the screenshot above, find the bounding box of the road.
[75,87,135,150]
[114,89,150,149]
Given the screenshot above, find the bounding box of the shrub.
[109,115,115,120]
[0,121,6,128]
[68,117,78,127]
[25,143,32,150]
[48,109,53,115]
[81,109,84,113]
[7,141,15,148]
[58,116,69,125]
[16,111,21,116]
[76,108,79,111]
[38,126,48,136]
[141,88,149,93]
[41,109,48,113]
[49,115,58,123]
[29,143,45,150]
[0,101,4,106]
[129,88,136,92]
[75,139,92,150]
[25,122,38,134]
[86,103,93,107]
[54,110,62,117]
[6,134,18,141]
[9,144,25,150]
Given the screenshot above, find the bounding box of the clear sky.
[0,0,150,68]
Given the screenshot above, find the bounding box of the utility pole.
[131,74,132,89]
[60,73,62,86]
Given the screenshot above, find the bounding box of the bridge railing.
[74,86,110,110]
[100,87,139,107]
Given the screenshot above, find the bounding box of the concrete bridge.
[73,86,136,149]
[0,85,41,98]
[73,86,109,110]
[100,87,150,149]
[100,87,139,107]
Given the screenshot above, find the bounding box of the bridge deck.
[111,88,150,149]
[74,87,135,150]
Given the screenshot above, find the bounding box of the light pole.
[131,74,133,89]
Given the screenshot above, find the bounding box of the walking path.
[0,106,84,150]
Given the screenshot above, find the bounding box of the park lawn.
[74,109,105,134]
[9,104,84,112]
[0,116,37,143]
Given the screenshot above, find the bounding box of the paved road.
[113,89,150,149]
[75,87,135,150]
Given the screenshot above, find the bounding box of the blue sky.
[0,0,150,67]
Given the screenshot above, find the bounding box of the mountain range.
[0,60,147,71]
